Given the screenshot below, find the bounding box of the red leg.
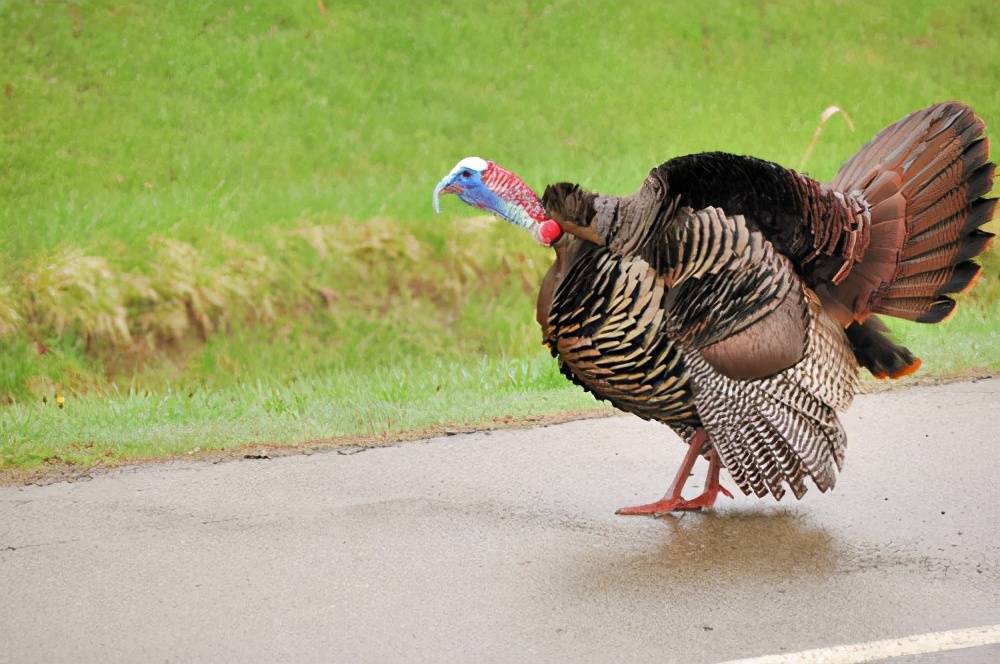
[616,430,733,516]
[616,430,706,515]
[672,446,734,510]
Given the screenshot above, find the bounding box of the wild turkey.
[433,102,995,513]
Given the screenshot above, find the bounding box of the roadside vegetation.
[1,1,997,472]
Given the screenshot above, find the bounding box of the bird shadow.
[570,508,843,595]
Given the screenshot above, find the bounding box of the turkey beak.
[432,177,461,214]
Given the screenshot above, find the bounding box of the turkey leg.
[615,429,733,516]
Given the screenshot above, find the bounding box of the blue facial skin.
[457,172,501,212]
[434,169,501,215]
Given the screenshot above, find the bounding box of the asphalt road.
[2,379,999,663]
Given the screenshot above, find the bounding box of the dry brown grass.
[23,248,131,346]
[128,236,278,346]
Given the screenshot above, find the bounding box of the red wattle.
[538,220,563,246]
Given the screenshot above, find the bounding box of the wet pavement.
[1,379,998,663]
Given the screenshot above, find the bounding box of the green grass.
[1,0,998,471]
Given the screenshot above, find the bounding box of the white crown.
[447,156,489,178]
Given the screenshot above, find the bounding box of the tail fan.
[830,102,995,325]
[827,103,995,377]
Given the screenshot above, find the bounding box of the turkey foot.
[615,496,703,515]
[616,431,733,516]
[671,478,734,511]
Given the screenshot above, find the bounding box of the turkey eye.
[461,170,472,178]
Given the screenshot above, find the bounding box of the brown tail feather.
[877,296,955,323]
[896,231,994,279]
[903,198,997,259]
[938,260,983,295]
[885,260,982,299]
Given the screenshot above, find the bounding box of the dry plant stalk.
[798,105,855,172]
